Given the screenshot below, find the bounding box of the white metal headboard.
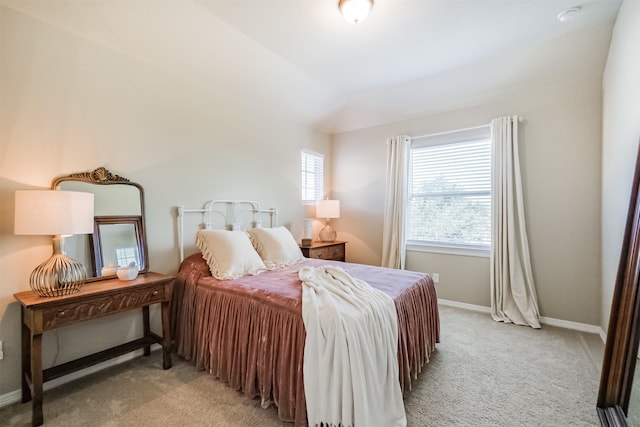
[177,200,278,261]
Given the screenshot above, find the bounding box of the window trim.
[406,125,492,254]
[406,241,490,258]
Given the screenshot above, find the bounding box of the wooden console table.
[14,272,174,426]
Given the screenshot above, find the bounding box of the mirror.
[51,167,148,281]
[93,216,145,276]
[598,140,640,425]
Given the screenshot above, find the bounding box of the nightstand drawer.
[42,284,165,329]
[300,241,346,262]
[309,245,345,261]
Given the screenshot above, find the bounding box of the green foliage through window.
[407,138,491,248]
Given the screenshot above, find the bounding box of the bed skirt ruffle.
[171,254,439,426]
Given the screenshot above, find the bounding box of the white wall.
[0,5,330,396]
[333,80,603,325]
[601,0,640,331]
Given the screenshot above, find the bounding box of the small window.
[301,150,324,204]
[407,128,491,252]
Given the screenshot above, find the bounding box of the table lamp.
[15,190,95,297]
[316,199,340,242]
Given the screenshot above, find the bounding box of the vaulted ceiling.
[1,0,622,133]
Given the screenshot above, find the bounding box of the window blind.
[408,138,491,248]
[301,150,324,204]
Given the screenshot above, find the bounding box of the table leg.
[161,300,172,370]
[31,332,43,426]
[21,307,31,403]
[142,305,151,356]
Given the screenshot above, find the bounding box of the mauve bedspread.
[170,253,439,426]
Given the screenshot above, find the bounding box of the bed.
[170,201,439,426]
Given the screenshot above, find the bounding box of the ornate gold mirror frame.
[598,140,640,425]
[51,167,149,281]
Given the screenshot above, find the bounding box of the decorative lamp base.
[30,236,87,297]
[319,222,337,242]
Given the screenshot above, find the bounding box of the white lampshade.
[316,199,340,219]
[15,190,95,236]
[338,0,373,24]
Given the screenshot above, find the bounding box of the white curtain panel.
[382,136,411,269]
[490,116,541,328]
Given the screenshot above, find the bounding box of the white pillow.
[195,230,266,279]
[247,226,304,269]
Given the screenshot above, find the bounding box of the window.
[407,127,491,254]
[115,246,140,268]
[301,150,324,204]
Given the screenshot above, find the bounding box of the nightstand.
[14,272,173,426]
[300,241,346,262]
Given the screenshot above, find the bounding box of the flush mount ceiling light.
[557,6,581,22]
[338,0,373,24]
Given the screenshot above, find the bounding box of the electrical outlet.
[0,340,4,360]
[432,273,440,284]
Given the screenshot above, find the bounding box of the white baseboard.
[0,344,161,409]
[438,298,606,341]
[0,389,21,408]
[438,298,492,314]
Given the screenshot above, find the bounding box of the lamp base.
[30,237,87,297]
[319,222,337,242]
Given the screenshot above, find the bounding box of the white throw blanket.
[299,265,406,427]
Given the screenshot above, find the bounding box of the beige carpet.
[0,305,603,426]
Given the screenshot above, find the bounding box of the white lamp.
[338,0,373,24]
[15,190,95,297]
[316,199,340,242]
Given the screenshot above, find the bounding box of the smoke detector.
[557,7,581,22]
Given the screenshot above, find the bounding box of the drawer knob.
[153,290,159,296]
[58,311,65,317]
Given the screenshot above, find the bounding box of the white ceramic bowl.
[117,266,139,281]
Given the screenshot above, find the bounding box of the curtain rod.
[410,116,523,141]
